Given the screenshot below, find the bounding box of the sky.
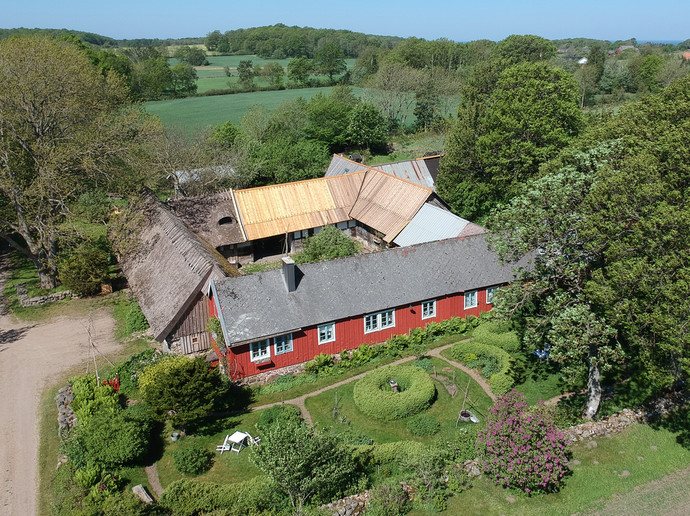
[3,1,689,43]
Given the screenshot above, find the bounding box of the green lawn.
[511,352,565,405]
[155,411,265,489]
[145,87,365,135]
[304,357,493,444]
[432,423,690,516]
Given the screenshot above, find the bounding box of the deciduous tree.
[0,36,160,288]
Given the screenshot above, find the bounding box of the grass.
[2,251,133,323]
[155,412,264,489]
[304,356,493,444]
[146,86,365,136]
[433,423,690,516]
[511,352,565,405]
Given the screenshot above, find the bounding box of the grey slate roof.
[213,235,528,346]
[393,203,478,247]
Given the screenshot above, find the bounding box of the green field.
[145,87,365,135]
[168,55,356,93]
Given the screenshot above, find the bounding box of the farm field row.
[145,86,366,135]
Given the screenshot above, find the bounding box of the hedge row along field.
[353,365,436,420]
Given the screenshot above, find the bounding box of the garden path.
[145,464,164,497]
[250,340,497,424]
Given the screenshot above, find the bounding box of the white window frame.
[318,323,336,344]
[421,300,436,320]
[250,339,271,362]
[486,287,497,305]
[273,333,293,355]
[464,290,478,309]
[364,310,396,333]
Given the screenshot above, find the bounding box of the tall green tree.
[0,36,160,288]
[493,34,557,65]
[314,43,347,82]
[251,419,357,515]
[237,59,255,89]
[344,103,388,150]
[287,56,313,86]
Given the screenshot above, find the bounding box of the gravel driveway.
[0,255,124,516]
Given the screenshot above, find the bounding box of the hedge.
[158,477,285,516]
[369,440,426,464]
[472,322,520,353]
[353,365,436,420]
[449,341,514,395]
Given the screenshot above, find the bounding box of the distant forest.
[2,26,689,56]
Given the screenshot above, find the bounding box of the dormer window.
[218,216,234,225]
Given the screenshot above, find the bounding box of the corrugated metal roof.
[233,174,365,241]
[214,234,529,346]
[324,155,370,176]
[325,154,438,190]
[350,169,432,242]
[393,203,473,247]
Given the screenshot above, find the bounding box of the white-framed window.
[464,290,478,309]
[364,310,396,333]
[250,339,270,362]
[274,333,293,355]
[318,323,336,344]
[486,287,497,305]
[422,300,436,319]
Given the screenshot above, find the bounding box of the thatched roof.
[117,190,238,341]
[167,191,245,248]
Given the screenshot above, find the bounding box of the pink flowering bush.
[476,390,570,493]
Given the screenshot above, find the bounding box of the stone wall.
[56,386,77,438]
[16,282,72,307]
[320,491,370,516]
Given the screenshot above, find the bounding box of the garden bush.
[69,375,120,426]
[370,440,426,464]
[158,477,285,516]
[449,341,514,394]
[173,440,214,475]
[58,241,111,296]
[303,353,335,375]
[476,390,570,493]
[473,322,520,353]
[256,404,302,431]
[406,414,441,436]
[354,366,436,420]
[367,479,410,516]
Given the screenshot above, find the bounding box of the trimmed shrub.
[353,366,436,420]
[256,404,302,431]
[58,241,110,296]
[406,414,441,436]
[450,341,514,394]
[473,322,520,353]
[476,390,570,493]
[173,441,213,475]
[413,358,433,371]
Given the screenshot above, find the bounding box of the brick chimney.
[282,256,297,292]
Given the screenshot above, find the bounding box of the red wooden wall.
[221,287,495,380]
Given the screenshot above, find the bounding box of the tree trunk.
[582,344,602,419]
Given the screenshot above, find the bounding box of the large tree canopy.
[488,76,690,417]
[0,36,160,287]
[438,61,583,220]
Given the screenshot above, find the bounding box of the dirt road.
[0,259,123,516]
